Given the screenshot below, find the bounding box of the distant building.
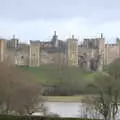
[0,32,120,71]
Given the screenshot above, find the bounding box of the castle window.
[21,56,24,59]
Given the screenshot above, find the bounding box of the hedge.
[0,115,99,120]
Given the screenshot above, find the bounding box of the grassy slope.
[20,65,92,83]
[20,65,96,85]
[20,65,96,102]
[19,65,57,85]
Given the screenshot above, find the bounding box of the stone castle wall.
[104,44,120,64]
[0,36,120,71]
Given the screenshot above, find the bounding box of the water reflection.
[45,102,81,118]
[33,102,120,119]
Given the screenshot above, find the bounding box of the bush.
[0,115,100,120]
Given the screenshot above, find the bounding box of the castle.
[0,32,120,71]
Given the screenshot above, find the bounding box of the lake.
[33,102,120,119]
[33,102,103,119]
[46,102,81,118]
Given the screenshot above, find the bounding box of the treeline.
[21,65,90,96]
[39,66,95,96]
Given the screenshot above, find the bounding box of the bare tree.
[84,71,120,120]
[0,61,45,116]
[80,96,101,119]
[81,58,120,120]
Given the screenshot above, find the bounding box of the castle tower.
[116,38,120,57]
[66,35,78,66]
[52,31,58,47]
[97,33,105,71]
[7,35,19,48]
[0,39,4,62]
[29,41,40,67]
[11,35,19,48]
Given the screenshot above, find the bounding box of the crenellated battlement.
[105,44,118,47]
[0,33,120,71]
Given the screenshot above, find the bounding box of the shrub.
[0,115,100,120]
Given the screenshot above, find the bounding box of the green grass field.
[20,65,96,85]
[44,95,95,102]
[19,65,96,102]
[20,65,59,85]
[45,96,84,102]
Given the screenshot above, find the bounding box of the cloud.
[0,16,120,43]
[1,17,89,41]
[0,0,120,22]
[0,0,120,42]
[94,21,120,43]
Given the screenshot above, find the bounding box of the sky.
[0,0,120,43]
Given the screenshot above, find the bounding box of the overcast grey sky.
[0,0,120,43]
